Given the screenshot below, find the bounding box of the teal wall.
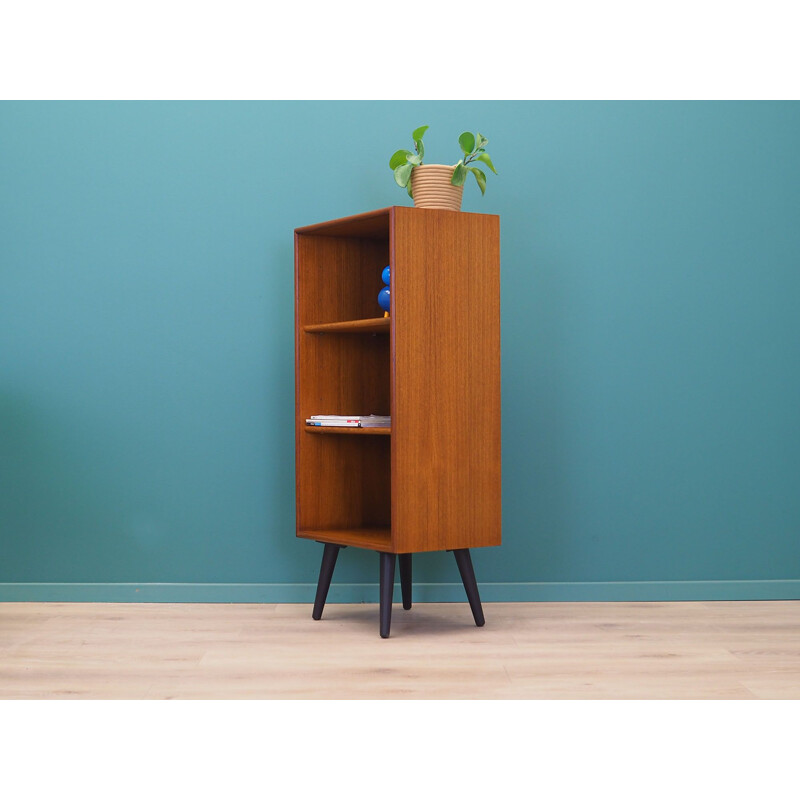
[2,101,799,602]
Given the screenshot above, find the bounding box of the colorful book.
[306,414,390,428]
[307,416,362,426]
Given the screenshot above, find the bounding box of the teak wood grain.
[297,527,393,551]
[304,317,390,334]
[294,206,501,553]
[391,207,501,552]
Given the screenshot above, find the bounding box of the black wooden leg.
[312,543,342,620]
[379,552,396,638]
[398,553,412,610]
[452,548,485,627]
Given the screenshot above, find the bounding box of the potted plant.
[389,125,497,211]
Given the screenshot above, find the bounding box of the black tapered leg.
[312,543,342,620]
[398,553,412,610]
[452,548,485,627]
[379,552,396,638]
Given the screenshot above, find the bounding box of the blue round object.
[381,266,390,286]
[378,287,391,312]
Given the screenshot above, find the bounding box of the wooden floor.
[1,601,799,699]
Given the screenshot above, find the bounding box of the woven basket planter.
[410,164,464,211]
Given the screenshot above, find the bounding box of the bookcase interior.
[295,230,390,327]
[296,434,391,534]
[295,213,393,547]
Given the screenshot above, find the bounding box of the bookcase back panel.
[296,434,391,531]
[297,334,390,419]
[295,234,389,325]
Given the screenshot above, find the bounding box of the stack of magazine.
[305,414,391,428]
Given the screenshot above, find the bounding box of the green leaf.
[407,153,422,166]
[476,152,497,174]
[451,163,467,187]
[412,125,427,158]
[394,163,413,188]
[389,149,412,170]
[458,131,476,155]
[406,180,414,198]
[477,133,488,149]
[469,166,487,195]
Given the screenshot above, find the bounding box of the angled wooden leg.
[452,548,485,627]
[398,553,412,610]
[379,552,396,638]
[312,543,342,620]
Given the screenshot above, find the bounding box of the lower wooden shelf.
[297,527,392,552]
[304,426,390,435]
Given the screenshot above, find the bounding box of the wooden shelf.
[304,317,390,335]
[297,527,393,552]
[304,426,390,435]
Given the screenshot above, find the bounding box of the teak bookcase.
[294,206,501,637]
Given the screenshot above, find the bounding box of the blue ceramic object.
[381,266,390,286]
[378,287,391,312]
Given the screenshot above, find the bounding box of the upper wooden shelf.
[303,317,390,335]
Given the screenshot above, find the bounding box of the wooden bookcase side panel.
[390,207,502,553]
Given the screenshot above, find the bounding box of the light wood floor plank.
[1,601,798,699]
